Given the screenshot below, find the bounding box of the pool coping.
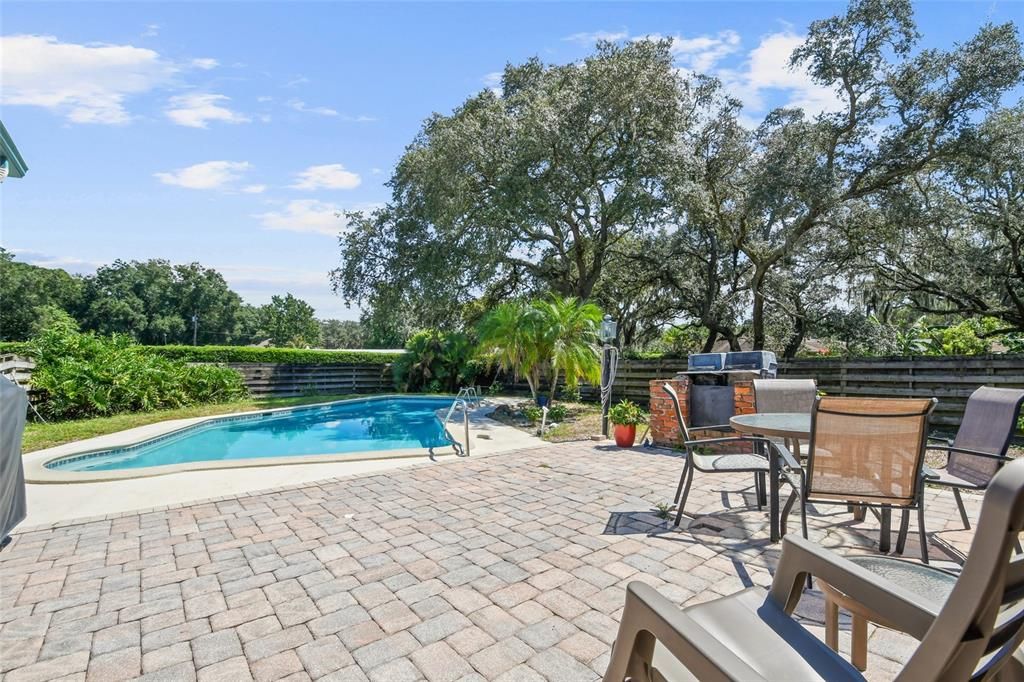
[23,394,467,484]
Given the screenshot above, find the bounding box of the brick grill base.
[649,375,757,448]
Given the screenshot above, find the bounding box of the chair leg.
[780,490,798,537]
[825,599,839,652]
[674,466,694,527]
[879,506,892,553]
[952,488,971,530]
[918,506,929,564]
[755,471,766,509]
[851,613,868,672]
[674,462,687,503]
[895,509,910,555]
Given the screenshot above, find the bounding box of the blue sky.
[2,1,1020,320]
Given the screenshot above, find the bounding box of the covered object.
[0,376,28,542]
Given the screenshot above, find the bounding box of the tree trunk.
[783,315,806,359]
[751,269,767,350]
[701,330,718,353]
[548,368,560,404]
[525,374,537,401]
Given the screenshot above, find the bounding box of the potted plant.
[608,399,648,447]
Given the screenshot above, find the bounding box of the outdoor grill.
[678,351,778,426]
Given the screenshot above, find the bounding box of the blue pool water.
[48,397,454,472]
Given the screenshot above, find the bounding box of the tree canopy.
[332,0,1024,356]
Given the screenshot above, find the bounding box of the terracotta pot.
[613,423,637,448]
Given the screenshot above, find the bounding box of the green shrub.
[27,321,247,420]
[149,345,402,365]
[546,404,568,422]
[393,330,478,393]
[522,405,543,424]
[608,399,648,426]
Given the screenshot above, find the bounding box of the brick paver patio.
[0,442,980,681]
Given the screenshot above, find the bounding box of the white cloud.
[191,57,219,70]
[288,99,338,117]
[638,30,742,73]
[285,75,310,88]
[165,93,250,128]
[482,72,503,96]
[0,34,178,124]
[717,31,840,117]
[290,164,361,191]
[142,24,160,38]
[154,160,251,190]
[8,249,102,275]
[564,30,629,45]
[255,200,342,235]
[241,184,267,194]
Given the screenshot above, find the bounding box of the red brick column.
[732,378,756,416]
[648,377,689,447]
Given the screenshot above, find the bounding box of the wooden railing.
[0,354,34,388]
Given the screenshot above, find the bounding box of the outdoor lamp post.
[599,315,618,437]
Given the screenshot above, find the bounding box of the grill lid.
[687,353,726,372]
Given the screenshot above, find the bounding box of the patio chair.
[927,386,1024,529]
[780,396,937,563]
[754,378,817,455]
[662,383,778,527]
[753,378,817,414]
[603,458,1024,682]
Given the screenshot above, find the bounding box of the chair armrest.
[922,465,940,480]
[928,436,954,446]
[927,445,1011,462]
[684,435,774,448]
[769,441,801,471]
[690,423,734,434]
[768,535,940,640]
[606,581,766,682]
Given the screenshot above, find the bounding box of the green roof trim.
[0,120,29,179]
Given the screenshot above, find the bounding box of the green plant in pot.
[608,399,648,448]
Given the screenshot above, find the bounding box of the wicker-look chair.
[603,458,1024,682]
[780,396,937,563]
[663,383,778,527]
[928,386,1024,529]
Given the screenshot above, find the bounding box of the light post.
[599,315,618,438]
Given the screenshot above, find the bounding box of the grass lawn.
[22,394,359,453]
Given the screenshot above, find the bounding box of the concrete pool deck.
[20,401,544,527]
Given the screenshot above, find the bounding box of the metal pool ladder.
[442,388,479,457]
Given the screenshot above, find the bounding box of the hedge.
[147,345,404,365]
[0,342,31,356]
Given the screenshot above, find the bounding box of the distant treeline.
[0,249,373,348]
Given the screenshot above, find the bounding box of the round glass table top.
[848,555,958,602]
[729,412,812,439]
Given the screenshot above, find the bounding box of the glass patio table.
[729,412,811,542]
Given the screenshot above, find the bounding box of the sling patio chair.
[927,386,1024,530]
[754,378,817,456]
[780,396,937,563]
[603,457,1024,682]
[663,383,783,527]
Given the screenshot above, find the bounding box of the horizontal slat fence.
[226,363,394,398]
[503,354,1024,429]
[777,355,1024,428]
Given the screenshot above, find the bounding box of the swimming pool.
[47,396,455,473]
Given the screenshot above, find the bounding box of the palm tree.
[532,296,602,404]
[476,300,543,400]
